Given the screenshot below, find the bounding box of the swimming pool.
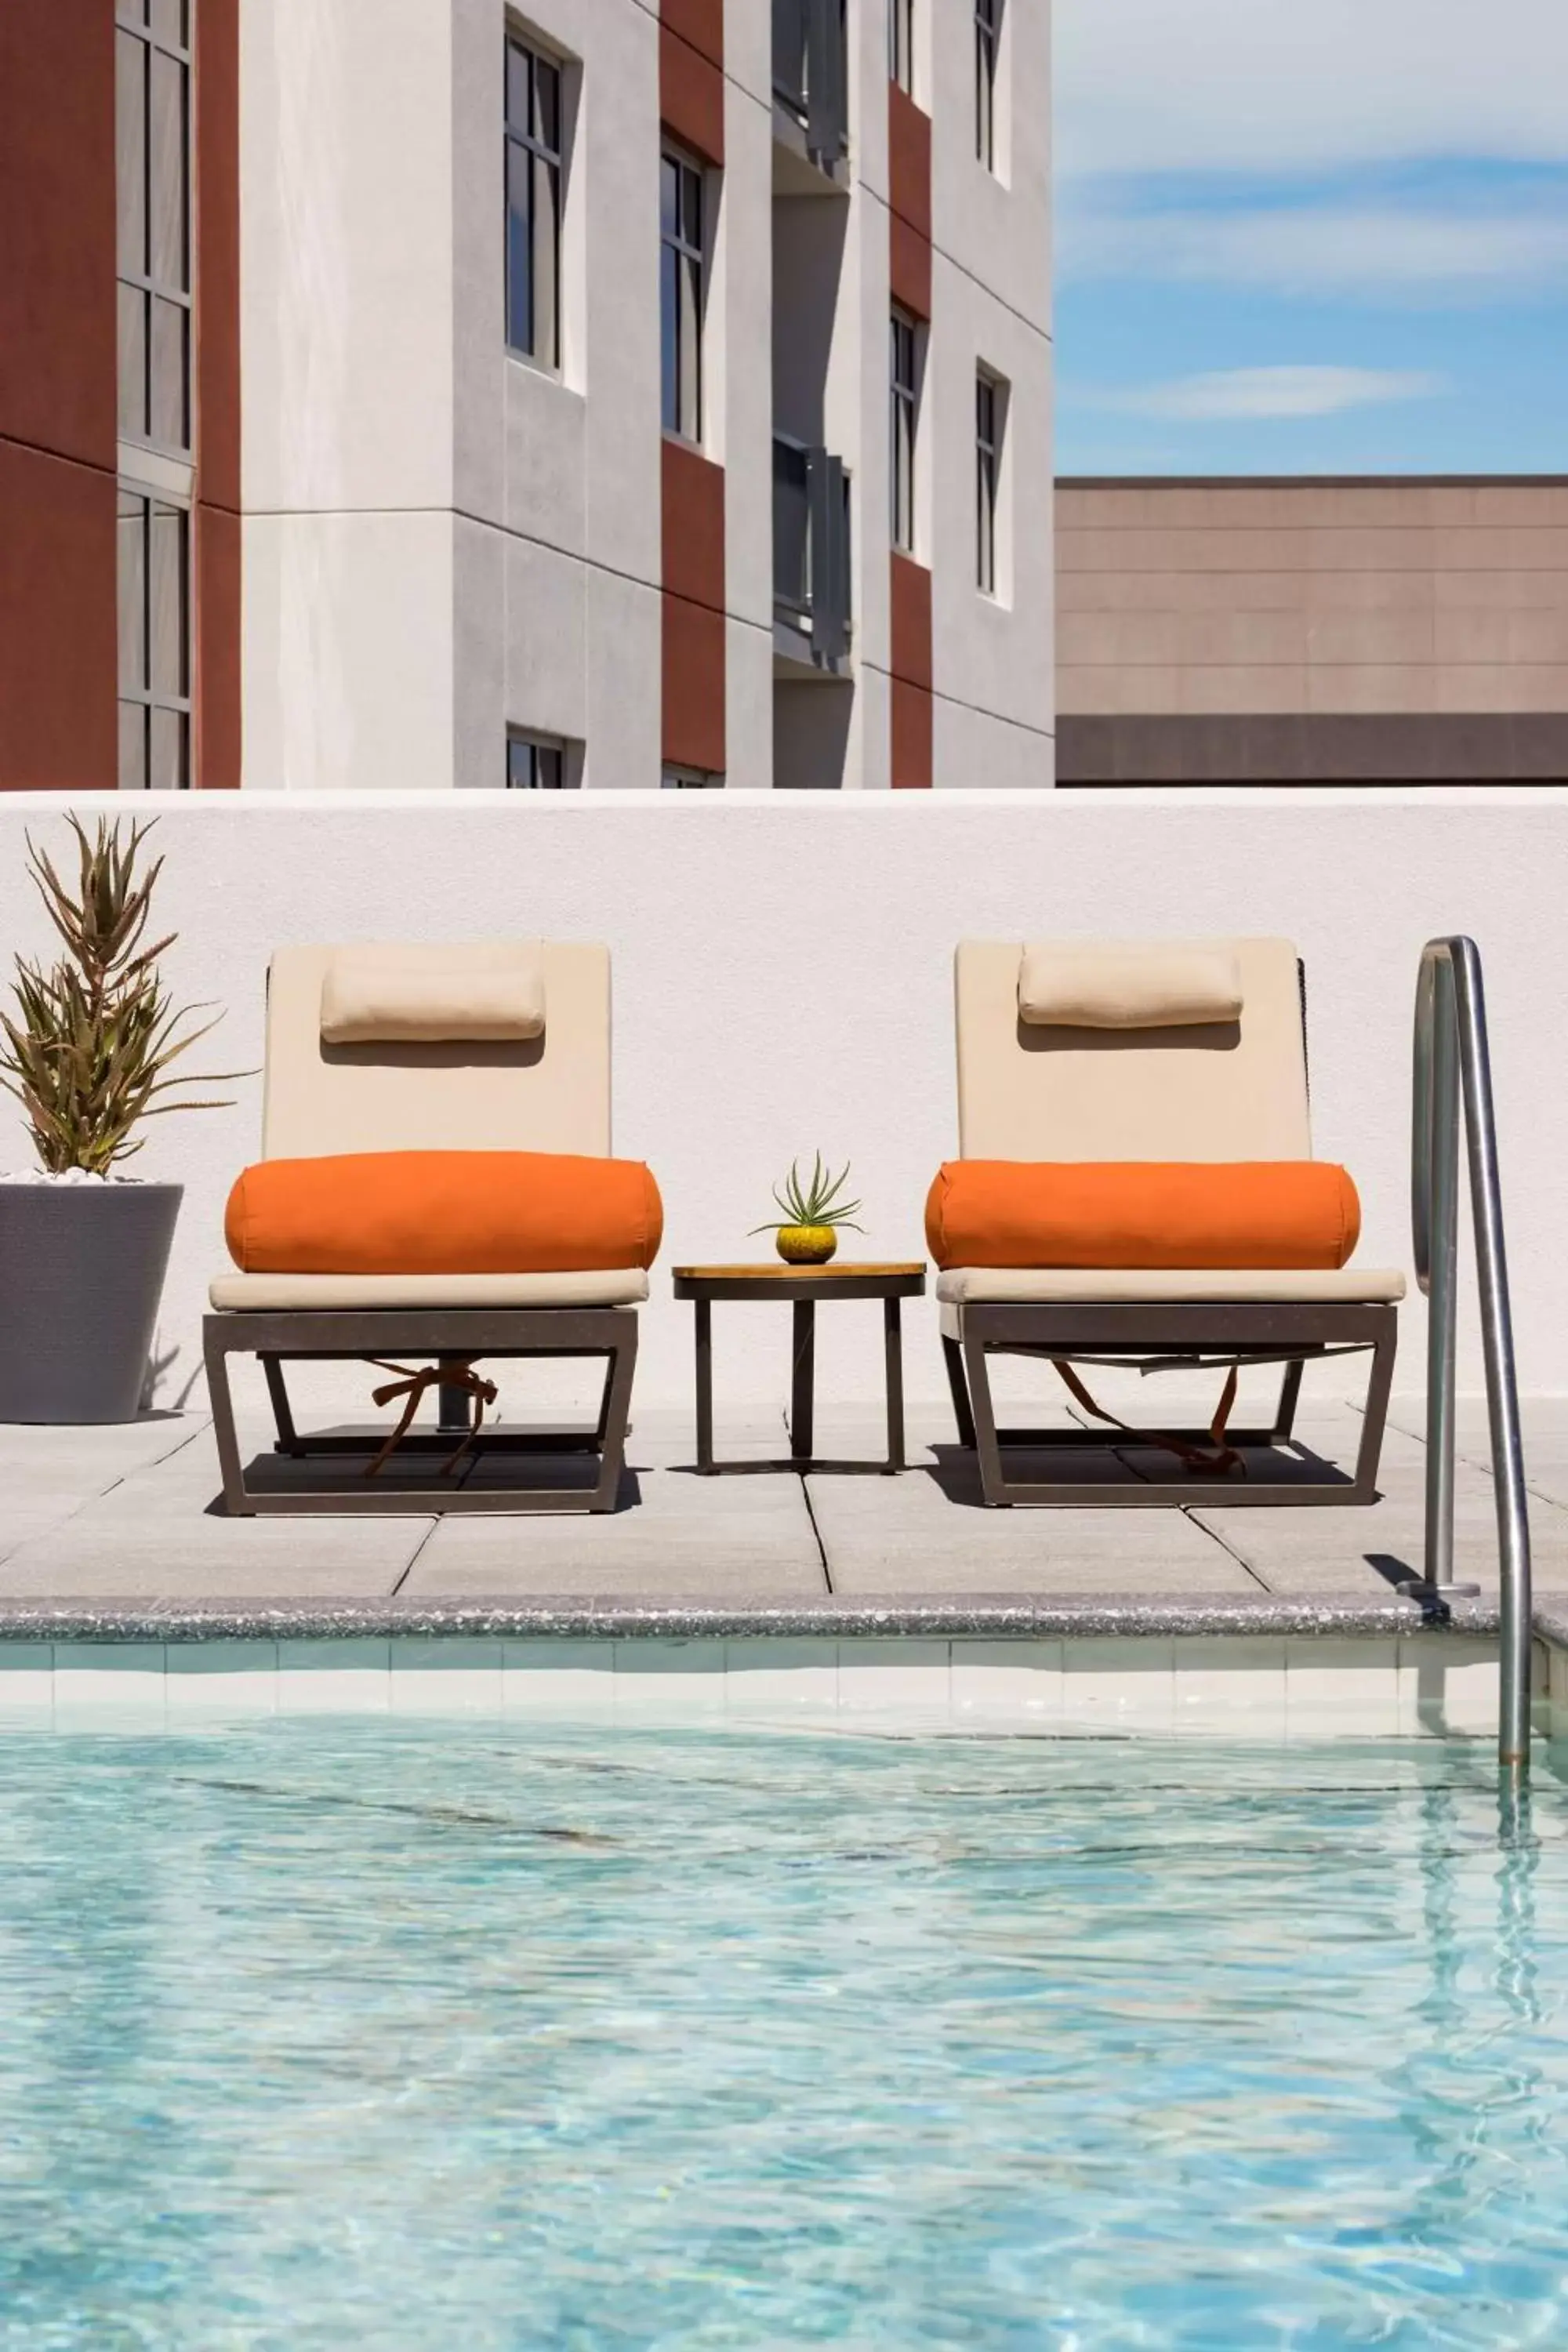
[1,1721,1564,2348]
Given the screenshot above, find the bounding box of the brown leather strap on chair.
[1051,1359,1245,1479]
[365,1359,499,1479]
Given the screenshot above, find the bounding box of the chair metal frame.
[203,1305,637,1515]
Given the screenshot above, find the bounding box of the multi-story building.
[1056,477,1568,786]
[0,0,1054,793]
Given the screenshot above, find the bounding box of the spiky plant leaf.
[750,1152,866,1236]
[0,815,245,1174]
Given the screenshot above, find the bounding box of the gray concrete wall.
[1057,480,1568,782]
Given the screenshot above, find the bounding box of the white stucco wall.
[1,794,1563,1425]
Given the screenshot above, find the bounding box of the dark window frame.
[976,369,1004,595]
[117,481,191,791]
[660,147,706,444]
[975,0,1000,171]
[506,729,568,789]
[115,0,193,457]
[890,309,918,557]
[504,31,564,369]
[889,0,913,93]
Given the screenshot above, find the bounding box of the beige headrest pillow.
[1018,943,1244,1030]
[319,942,546,1044]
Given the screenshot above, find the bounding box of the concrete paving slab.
[404,1458,826,1598]
[1196,1457,1568,1595]
[1388,1399,1568,1510]
[0,1414,205,1558]
[0,1418,431,1599]
[806,1459,1258,1595]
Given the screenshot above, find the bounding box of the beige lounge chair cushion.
[937,1265,1405,1311]
[1019,943,1243,1030]
[209,1269,648,1311]
[320,942,546,1044]
[263,942,611,1158]
[956,938,1310,1162]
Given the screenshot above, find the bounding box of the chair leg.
[942,1334,977,1450]
[591,1323,638,1512]
[1272,1357,1305,1443]
[1353,1316,1398,1501]
[203,1327,252,1516]
[260,1354,305,1456]
[961,1331,1010,1506]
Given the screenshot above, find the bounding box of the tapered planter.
[0,1181,182,1423]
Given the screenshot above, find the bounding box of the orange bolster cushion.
[225,1151,663,1276]
[924,1161,1360,1272]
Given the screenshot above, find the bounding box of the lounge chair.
[930,938,1403,1507]
[204,942,657,1515]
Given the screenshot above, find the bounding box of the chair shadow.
[922,1436,1363,1509]
[205,1443,644,1515]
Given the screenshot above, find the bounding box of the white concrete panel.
[717,78,775,630]
[580,0,662,588]
[931,694,1054,790]
[241,514,455,791]
[240,0,455,511]
[929,0,1050,336]
[583,568,662,787]
[452,514,507,790]
[500,532,590,747]
[724,0,773,112]
[505,365,589,560]
[727,618,775,786]
[927,251,1053,749]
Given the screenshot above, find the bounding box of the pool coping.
[0,1592,1517,1643]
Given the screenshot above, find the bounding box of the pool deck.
[1,1393,1565,1643]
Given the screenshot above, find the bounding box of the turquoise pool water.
[0,1725,1565,2349]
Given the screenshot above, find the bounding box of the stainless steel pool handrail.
[1413,937,1532,1773]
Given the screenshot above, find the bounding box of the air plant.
[0,815,241,1174]
[750,1153,865,1238]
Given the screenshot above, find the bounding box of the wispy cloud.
[1058,199,1568,302]
[1055,0,1568,180]
[1094,366,1447,422]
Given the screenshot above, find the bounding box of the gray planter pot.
[0,1181,183,1424]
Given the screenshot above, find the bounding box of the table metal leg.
[884,1295,906,1472]
[695,1298,714,1473]
[790,1300,816,1462]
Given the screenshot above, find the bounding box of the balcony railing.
[774,437,851,670]
[771,0,848,171]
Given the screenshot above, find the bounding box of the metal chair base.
[943,1302,1397,1509]
[203,1307,637,1516]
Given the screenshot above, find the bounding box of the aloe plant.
[0,815,240,1175]
[750,1153,864,1236]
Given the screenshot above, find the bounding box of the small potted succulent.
[752,1153,863,1265]
[0,816,237,1423]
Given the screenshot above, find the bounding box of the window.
[504,34,562,368]
[661,766,724,788]
[889,0,913,92]
[118,488,190,790]
[115,0,192,455]
[661,149,705,442]
[976,371,1004,594]
[506,730,567,789]
[890,310,918,556]
[975,0,1000,169]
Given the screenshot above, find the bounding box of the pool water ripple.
[0,1726,1566,2348]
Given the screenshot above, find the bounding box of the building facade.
[0,0,1053,793]
[1057,478,1568,786]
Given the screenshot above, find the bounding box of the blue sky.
[1053,0,1568,474]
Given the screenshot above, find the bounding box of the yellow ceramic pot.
[776,1225,838,1265]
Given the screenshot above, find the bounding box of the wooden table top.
[673,1262,925,1282]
